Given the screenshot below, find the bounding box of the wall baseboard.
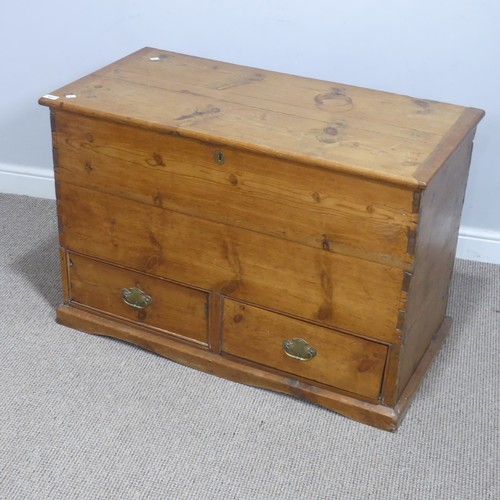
[1,163,500,265]
[455,226,500,265]
[0,163,55,199]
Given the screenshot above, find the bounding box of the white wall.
[1,0,499,262]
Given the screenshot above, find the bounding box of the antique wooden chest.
[39,48,484,430]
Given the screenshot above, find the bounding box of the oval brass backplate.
[122,287,152,310]
[283,338,317,361]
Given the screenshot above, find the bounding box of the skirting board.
[0,163,55,200]
[1,163,500,265]
[455,226,500,265]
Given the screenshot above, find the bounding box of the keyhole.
[214,151,225,165]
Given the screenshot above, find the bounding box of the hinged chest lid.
[39,47,484,188]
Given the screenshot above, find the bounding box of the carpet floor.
[0,193,498,500]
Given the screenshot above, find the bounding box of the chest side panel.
[394,129,477,400]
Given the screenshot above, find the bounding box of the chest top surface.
[39,47,483,188]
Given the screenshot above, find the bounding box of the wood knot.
[146,255,160,270]
[220,280,242,295]
[322,234,331,251]
[413,98,433,114]
[357,359,372,373]
[85,133,94,143]
[233,314,243,323]
[312,192,321,203]
[317,125,341,144]
[229,173,238,186]
[153,191,163,207]
[151,153,165,167]
[323,127,338,136]
[316,303,332,321]
[175,106,220,122]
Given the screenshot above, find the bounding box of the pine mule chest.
[39,48,484,430]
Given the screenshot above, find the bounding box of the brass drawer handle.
[122,287,152,309]
[283,338,317,361]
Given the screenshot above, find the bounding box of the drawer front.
[53,111,416,268]
[58,183,404,343]
[68,253,208,345]
[221,299,387,400]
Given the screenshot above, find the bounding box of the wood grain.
[59,246,71,304]
[40,47,482,187]
[68,252,209,345]
[57,182,404,342]
[54,305,395,429]
[396,130,477,397]
[221,299,387,400]
[55,305,452,431]
[52,110,416,268]
[40,47,484,430]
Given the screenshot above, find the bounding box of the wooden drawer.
[67,252,208,345]
[53,111,416,268]
[221,299,387,400]
[58,183,405,343]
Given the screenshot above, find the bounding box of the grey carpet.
[0,193,498,500]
